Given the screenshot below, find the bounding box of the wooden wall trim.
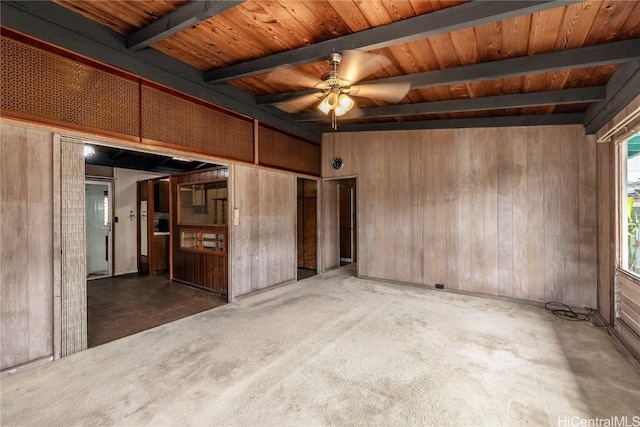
[227,164,236,302]
[52,134,62,361]
[596,94,640,143]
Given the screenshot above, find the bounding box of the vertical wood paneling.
[561,129,581,306]
[527,131,545,301]
[484,136,499,295]
[322,125,596,307]
[60,137,87,357]
[457,135,472,291]
[497,133,514,297]
[26,129,53,361]
[1,123,54,371]
[1,124,29,369]
[445,133,459,289]
[597,142,613,321]
[543,133,563,303]
[406,132,424,284]
[512,136,529,299]
[432,134,447,285]
[579,139,598,309]
[422,135,435,284]
[470,133,485,293]
[231,166,296,296]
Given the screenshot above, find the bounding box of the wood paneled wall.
[232,165,296,297]
[1,123,54,371]
[323,126,597,307]
[597,141,615,323]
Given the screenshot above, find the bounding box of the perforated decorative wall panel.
[1,36,139,137]
[258,125,320,176]
[141,84,254,163]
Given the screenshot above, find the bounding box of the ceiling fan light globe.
[334,105,347,116]
[338,94,355,111]
[326,91,338,107]
[318,97,332,115]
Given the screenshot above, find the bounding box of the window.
[177,180,228,225]
[621,132,640,275]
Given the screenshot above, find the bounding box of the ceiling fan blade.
[339,50,391,84]
[274,93,323,113]
[264,66,321,90]
[348,81,411,103]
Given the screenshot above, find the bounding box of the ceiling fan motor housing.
[329,52,342,67]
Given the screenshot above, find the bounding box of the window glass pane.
[180,230,199,250]
[624,133,640,274]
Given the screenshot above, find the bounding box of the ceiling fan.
[270,51,411,130]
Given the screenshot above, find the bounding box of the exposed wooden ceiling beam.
[293,87,606,121]
[585,61,640,134]
[204,0,576,84]
[258,39,640,106]
[128,1,244,51]
[332,113,585,133]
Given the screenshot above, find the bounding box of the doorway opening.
[338,179,356,266]
[297,178,318,280]
[83,141,227,347]
[85,181,112,280]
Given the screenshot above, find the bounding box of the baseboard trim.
[358,275,551,309]
[1,355,53,378]
[233,278,297,302]
[113,269,138,276]
[614,320,640,367]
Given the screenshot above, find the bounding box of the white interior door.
[85,181,112,279]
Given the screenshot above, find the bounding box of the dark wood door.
[297,178,317,270]
[339,184,354,262]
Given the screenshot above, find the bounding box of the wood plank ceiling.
[28,1,640,133]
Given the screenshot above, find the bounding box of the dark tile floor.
[87,274,227,348]
[297,268,317,280]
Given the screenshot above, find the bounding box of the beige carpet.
[2,266,639,426]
